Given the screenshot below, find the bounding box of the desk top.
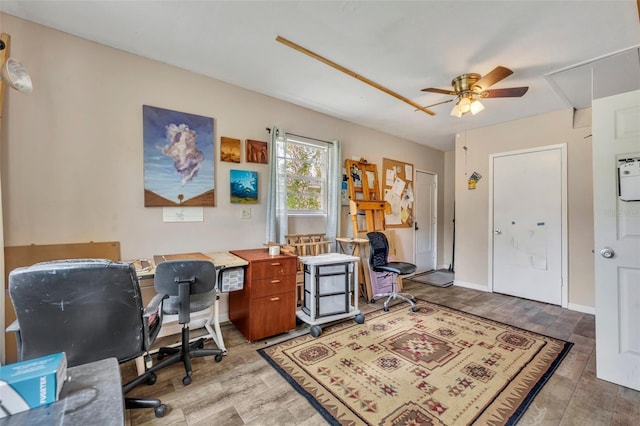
[0,357,124,426]
[299,253,360,265]
[134,251,248,279]
[153,252,211,265]
[230,248,297,262]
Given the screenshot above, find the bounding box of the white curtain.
[265,126,288,244]
[325,140,342,242]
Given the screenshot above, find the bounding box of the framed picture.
[230,170,258,204]
[246,139,268,164]
[143,105,215,207]
[220,136,241,163]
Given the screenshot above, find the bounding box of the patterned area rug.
[259,299,572,426]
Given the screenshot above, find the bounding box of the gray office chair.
[367,232,418,312]
[7,259,170,418]
[154,260,223,386]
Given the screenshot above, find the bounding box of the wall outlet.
[240,207,251,219]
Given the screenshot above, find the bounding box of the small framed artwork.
[220,137,241,163]
[230,170,258,204]
[246,139,268,164]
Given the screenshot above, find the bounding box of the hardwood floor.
[122,280,640,425]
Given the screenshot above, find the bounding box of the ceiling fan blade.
[473,66,513,91]
[421,87,456,95]
[482,87,529,98]
[276,35,435,116]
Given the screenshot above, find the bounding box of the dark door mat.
[408,271,454,287]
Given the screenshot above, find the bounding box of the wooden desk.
[0,357,124,426]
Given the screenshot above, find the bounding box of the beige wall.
[454,109,595,310]
[0,15,447,311]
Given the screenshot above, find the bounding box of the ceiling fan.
[421,66,528,117]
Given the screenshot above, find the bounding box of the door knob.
[494,229,502,235]
[599,247,615,258]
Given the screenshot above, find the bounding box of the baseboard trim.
[567,303,595,315]
[453,280,490,292]
[453,281,595,315]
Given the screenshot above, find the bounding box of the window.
[276,135,329,214]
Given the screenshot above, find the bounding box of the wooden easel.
[344,159,391,302]
[345,159,389,236]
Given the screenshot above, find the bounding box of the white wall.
[454,109,595,309]
[0,14,448,317]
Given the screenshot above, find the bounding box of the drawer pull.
[270,279,281,284]
[270,262,281,266]
[270,297,280,302]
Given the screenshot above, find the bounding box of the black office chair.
[154,260,223,386]
[367,232,418,312]
[7,259,170,417]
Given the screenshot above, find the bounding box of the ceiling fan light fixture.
[1,57,33,94]
[458,97,471,113]
[450,102,463,118]
[470,99,484,115]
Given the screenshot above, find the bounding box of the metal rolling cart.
[296,253,364,337]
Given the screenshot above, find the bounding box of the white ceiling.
[2,1,639,151]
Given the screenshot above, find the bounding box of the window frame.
[277,135,330,216]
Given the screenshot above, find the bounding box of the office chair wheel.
[411,306,419,312]
[383,306,389,312]
[154,403,168,418]
[215,353,223,362]
[370,298,376,303]
[355,313,365,324]
[145,372,157,386]
[157,352,165,361]
[182,375,192,386]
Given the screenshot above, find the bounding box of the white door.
[593,90,640,391]
[490,145,567,306]
[415,171,437,272]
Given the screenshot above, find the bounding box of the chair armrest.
[6,320,24,358]
[6,319,20,333]
[144,293,168,317]
[143,293,168,350]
